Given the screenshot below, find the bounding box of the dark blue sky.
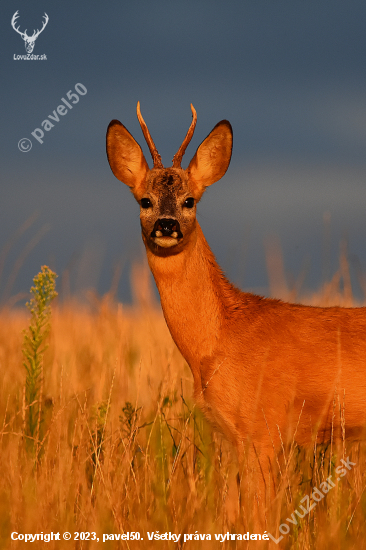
[2,1,366,304]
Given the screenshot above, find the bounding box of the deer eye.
[141,198,152,209]
[183,197,195,208]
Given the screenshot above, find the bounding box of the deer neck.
[144,223,229,379]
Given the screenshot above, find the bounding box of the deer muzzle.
[151,218,182,248]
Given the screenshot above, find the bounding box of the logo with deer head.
[11,11,49,54]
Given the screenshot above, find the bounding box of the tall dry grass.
[0,245,366,548]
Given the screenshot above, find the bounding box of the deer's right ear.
[187,120,233,197]
[106,120,149,199]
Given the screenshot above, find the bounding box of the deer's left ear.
[187,120,232,195]
[106,120,149,200]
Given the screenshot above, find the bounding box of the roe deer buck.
[106,103,366,523]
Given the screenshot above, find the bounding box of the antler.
[172,104,197,168]
[11,11,26,39]
[11,11,48,40]
[136,102,163,169]
[32,13,49,40]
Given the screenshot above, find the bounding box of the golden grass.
[1,254,366,548]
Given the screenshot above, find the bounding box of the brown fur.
[107,105,366,523]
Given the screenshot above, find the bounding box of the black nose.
[152,218,182,238]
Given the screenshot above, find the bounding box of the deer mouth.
[151,218,182,248]
[153,236,179,248]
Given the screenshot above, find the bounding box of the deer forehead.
[146,168,191,198]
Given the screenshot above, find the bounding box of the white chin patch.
[154,236,179,248]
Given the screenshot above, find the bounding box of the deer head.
[106,103,233,255]
[11,11,49,54]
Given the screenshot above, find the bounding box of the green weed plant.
[22,265,57,456]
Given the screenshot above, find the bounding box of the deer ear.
[187,120,232,195]
[106,120,149,199]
